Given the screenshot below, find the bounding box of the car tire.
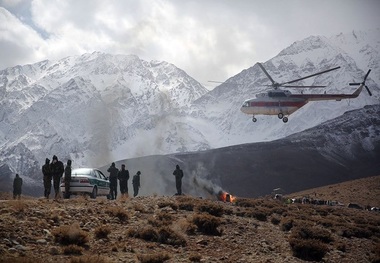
[90,186,97,199]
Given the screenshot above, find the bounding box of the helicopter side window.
[269,91,286,98]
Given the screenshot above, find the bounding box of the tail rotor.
[349,69,372,96]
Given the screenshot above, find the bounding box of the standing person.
[13,174,23,199]
[50,155,64,200]
[64,160,72,199]
[118,164,129,197]
[132,171,141,197]
[42,158,52,199]
[107,162,119,200]
[173,164,184,195]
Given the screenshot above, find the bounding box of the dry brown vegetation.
[0,176,379,262]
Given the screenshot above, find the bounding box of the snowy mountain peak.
[0,30,379,191]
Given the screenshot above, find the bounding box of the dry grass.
[196,201,224,217]
[52,223,89,246]
[137,252,171,263]
[192,213,222,236]
[63,244,84,255]
[0,178,379,263]
[94,225,111,239]
[69,255,110,263]
[105,206,129,222]
[128,226,186,247]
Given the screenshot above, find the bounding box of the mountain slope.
[0,30,379,191]
[95,104,380,199]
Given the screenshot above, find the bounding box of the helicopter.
[240,63,372,123]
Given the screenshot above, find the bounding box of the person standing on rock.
[173,164,184,195]
[107,162,119,200]
[64,160,72,199]
[13,174,23,199]
[118,164,129,197]
[50,155,64,200]
[132,171,141,197]
[42,158,52,199]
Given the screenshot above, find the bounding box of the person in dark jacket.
[107,162,119,200]
[173,165,184,195]
[64,159,72,199]
[132,171,141,197]
[13,174,23,199]
[118,164,129,196]
[50,155,64,200]
[42,158,52,199]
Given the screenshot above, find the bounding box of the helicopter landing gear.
[252,116,257,122]
[278,113,284,119]
[282,117,288,123]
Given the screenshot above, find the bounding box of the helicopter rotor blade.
[208,80,225,84]
[282,85,326,88]
[258,63,276,85]
[365,85,372,96]
[349,83,361,86]
[280,66,341,85]
[364,69,371,82]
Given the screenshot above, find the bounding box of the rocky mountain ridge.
[0,29,379,193]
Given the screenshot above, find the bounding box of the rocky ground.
[0,177,379,263]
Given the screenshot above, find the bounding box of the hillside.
[288,175,380,207]
[1,30,379,188]
[0,185,379,263]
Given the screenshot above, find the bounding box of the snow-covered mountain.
[0,29,379,190]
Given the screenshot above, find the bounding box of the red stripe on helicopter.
[250,101,306,107]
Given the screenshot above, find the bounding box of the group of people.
[106,163,184,199]
[107,162,141,199]
[12,157,184,200]
[42,155,72,200]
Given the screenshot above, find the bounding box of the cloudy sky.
[0,0,379,88]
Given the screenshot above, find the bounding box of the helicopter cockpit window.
[242,101,250,107]
[268,91,286,98]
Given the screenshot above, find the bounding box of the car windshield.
[72,168,94,176]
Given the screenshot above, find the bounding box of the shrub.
[178,202,194,211]
[63,244,83,255]
[271,215,281,225]
[95,225,111,239]
[292,225,333,243]
[196,202,224,217]
[289,238,329,261]
[69,256,110,263]
[189,253,202,262]
[52,223,89,246]
[157,227,187,247]
[137,252,171,263]
[106,206,129,222]
[281,218,294,232]
[192,214,222,236]
[128,226,186,247]
[128,227,158,242]
[341,225,372,239]
[234,198,257,208]
[157,201,178,211]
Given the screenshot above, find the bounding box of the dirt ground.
[0,176,379,263]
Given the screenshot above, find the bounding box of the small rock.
[14,244,28,251]
[11,239,20,245]
[8,248,17,254]
[43,229,52,236]
[49,247,60,255]
[36,239,47,244]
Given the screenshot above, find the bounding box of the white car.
[60,168,110,199]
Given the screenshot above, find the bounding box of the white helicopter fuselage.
[240,90,307,116]
[240,85,363,117]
